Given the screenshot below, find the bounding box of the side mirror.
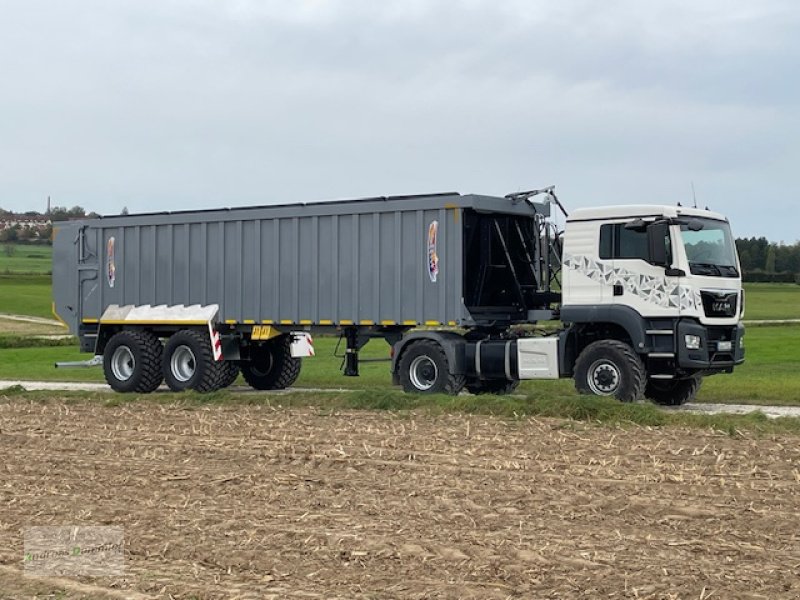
[624,218,647,232]
[647,221,669,268]
[687,219,704,232]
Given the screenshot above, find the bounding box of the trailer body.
[53,193,550,339]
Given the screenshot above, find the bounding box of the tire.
[574,340,646,402]
[162,329,227,393]
[219,362,240,389]
[241,336,301,390]
[103,330,163,393]
[397,340,465,395]
[466,379,520,395]
[645,376,702,406]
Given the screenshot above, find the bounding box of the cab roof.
[567,204,728,223]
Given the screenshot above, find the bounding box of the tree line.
[735,237,800,283]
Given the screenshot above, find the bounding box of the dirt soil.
[1,398,799,599]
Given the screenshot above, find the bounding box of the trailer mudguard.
[93,303,220,356]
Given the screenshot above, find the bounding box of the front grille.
[700,290,738,318]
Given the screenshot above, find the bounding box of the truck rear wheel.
[645,376,702,406]
[398,340,465,394]
[103,330,164,393]
[241,336,301,390]
[574,340,646,402]
[466,379,519,395]
[162,329,227,393]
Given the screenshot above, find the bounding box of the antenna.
[691,182,697,209]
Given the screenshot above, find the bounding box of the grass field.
[0,275,54,318]
[742,282,800,321]
[0,274,799,406]
[0,244,51,274]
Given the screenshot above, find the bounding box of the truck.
[51,187,745,404]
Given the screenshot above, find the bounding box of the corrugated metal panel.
[53,193,547,332]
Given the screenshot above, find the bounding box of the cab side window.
[599,224,650,261]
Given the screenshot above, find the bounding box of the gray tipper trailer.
[53,188,745,404]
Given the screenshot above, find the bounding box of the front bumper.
[676,320,745,371]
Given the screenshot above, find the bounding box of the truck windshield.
[680,218,739,277]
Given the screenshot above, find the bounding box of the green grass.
[0,244,52,274]
[742,283,800,321]
[0,275,54,318]
[699,325,800,404]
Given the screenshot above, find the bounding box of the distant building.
[0,213,53,240]
[0,214,52,230]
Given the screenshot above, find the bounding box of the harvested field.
[1,398,799,599]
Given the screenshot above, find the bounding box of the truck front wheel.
[645,377,702,406]
[103,330,164,393]
[241,336,301,390]
[574,340,646,402]
[162,329,227,392]
[398,341,465,394]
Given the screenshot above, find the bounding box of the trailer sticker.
[428,220,439,283]
[106,237,116,289]
[563,253,702,311]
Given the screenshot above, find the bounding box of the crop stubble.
[0,399,799,599]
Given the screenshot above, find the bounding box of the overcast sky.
[1,0,797,240]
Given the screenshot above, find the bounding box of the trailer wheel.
[103,330,164,393]
[645,376,702,406]
[219,362,240,388]
[466,379,520,395]
[398,341,465,394]
[241,336,301,390]
[574,340,645,402]
[162,329,227,393]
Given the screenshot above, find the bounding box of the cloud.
[0,0,796,239]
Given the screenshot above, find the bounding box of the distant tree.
[765,245,777,272]
[86,211,100,219]
[49,206,70,221]
[3,243,14,257]
[67,206,86,218]
[0,207,9,216]
[40,223,53,242]
[23,210,42,217]
[737,247,752,272]
[17,227,33,242]
[121,206,130,215]
[0,227,18,242]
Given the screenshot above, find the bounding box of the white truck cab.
[558,204,745,404]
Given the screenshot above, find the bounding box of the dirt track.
[1,398,799,599]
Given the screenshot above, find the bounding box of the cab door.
[606,221,679,318]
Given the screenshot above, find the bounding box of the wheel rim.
[409,355,438,391]
[587,359,620,395]
[111,346,135,381]
[170,345,197,382]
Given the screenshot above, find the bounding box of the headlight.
[739,336,745,349]
[685,334,702,350]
